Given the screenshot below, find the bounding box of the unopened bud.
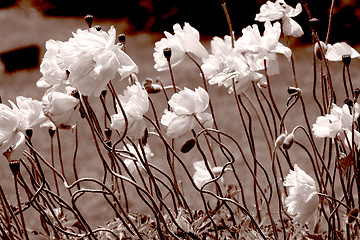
[94,25,101,31]
[84,14,93,28]
[287,87,301,95]
[355,88,360,100]
[347,208,359,224]
[141,128,149,145]
[344,98,353,107]
[342,55,351,67]
[181,139,196,153]
[104,128,112,139]
[275,133,286,148]
[314,41,327,61]
[163,48,172,61]
[101,90,107,97]
[283,133,295,150]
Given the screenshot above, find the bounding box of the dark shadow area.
[0,0,16,8]
[32,0,359,44]
[0,45,40,73]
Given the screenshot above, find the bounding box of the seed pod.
[118,34,126,44]
[84,14,93,28]
[163,48,172,61]
[342,55,351,67]
[309,18,319,32]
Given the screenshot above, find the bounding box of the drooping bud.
[355,88,360,100]
[287,87,301,95]
[141,128,149,145]
[347,208,359,224]
[84,14,93,28]
[275,133,286,148]
[181,139,196,153]
[283,133,295,150]
[342,55,351,67]
[163,48,172,61]
[314,41,327,61]
[104,128,112,140]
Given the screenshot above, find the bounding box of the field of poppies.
[1,0,360,239]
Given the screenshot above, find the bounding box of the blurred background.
[1,0,359,76]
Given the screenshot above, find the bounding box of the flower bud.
[347,208,359,224]
[283,133,295,150]
[84,14,93,28]
[354,88,360,101]
[101,90,107,98]
[181,139,196,153]
[287,87,301,95]
[344,97,353,107]
[163,48,172,61]
[94,25,101,31]
[104,128,112,140]
[275,133,286,148]
[314,41,327,61]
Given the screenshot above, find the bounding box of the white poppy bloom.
[153,22,208,71]
[161,87,213,138]
[312,103,356,138]
[193,161,224,189]
[255,0,304,37]
[42,91,80,129]
[110,82,149,140]
[0,102,27,160]
[57,26,138,96]
[37,40,68,88]
[284,164,319,224]
[201,36,263,94]
[325,42,360,61]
